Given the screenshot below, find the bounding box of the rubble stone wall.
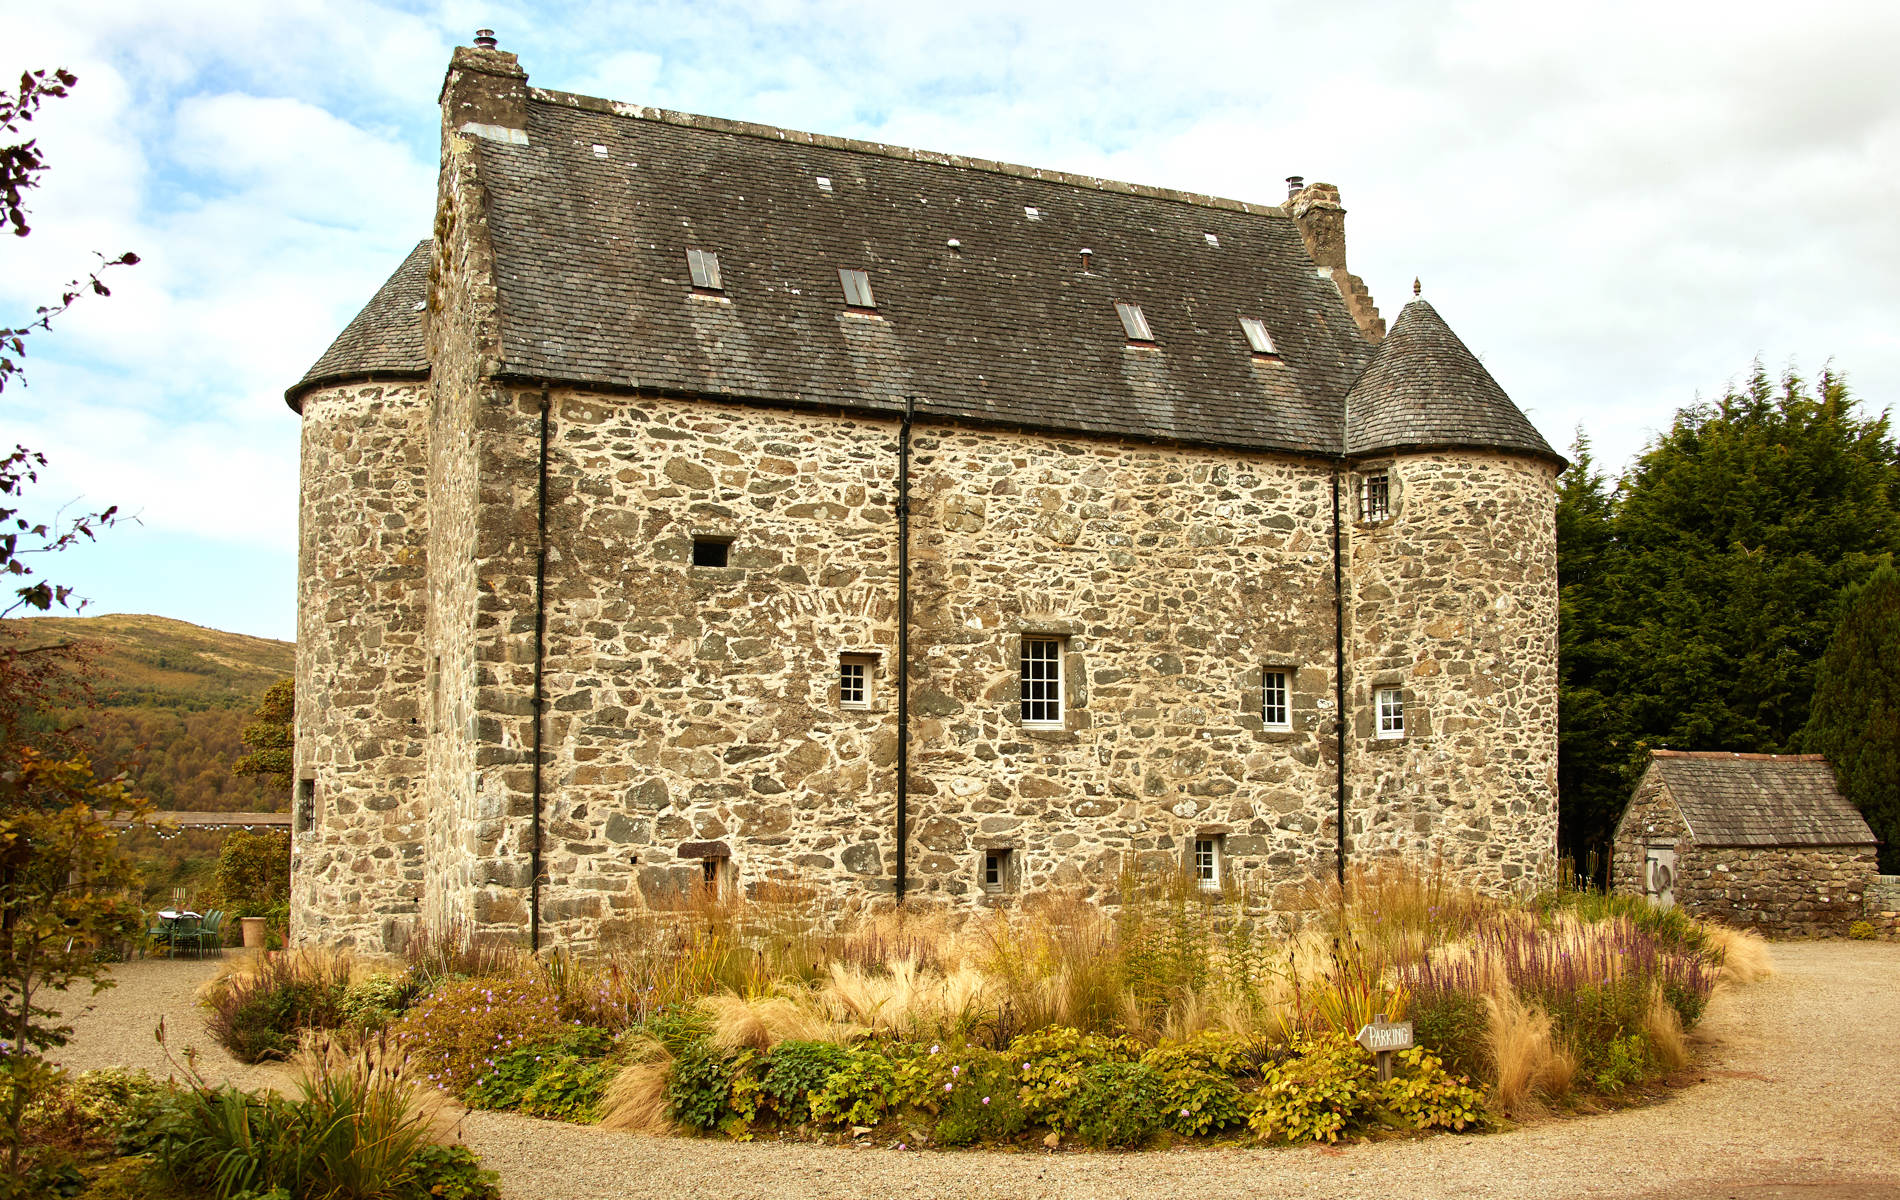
[1675,845,1877,937]
[291,381,431,949]
[1344,451,1560,891]
[1864,874,1900,936]
[1611,767,1686,897]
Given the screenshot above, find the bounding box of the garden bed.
[194,869,1769,1156]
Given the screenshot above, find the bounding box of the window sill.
[1016,727,1078,744]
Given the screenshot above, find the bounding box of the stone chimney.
[440,29,529,146]
[1285,180,1384,343]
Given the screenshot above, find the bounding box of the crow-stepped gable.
[287,34,1564,952]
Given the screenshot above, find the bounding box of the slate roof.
[290,242,432,408]
[1345,298,1559,462]
[289,89,1558,464]
[1648,751,1877,848]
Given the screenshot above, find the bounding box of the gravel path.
[48,942,1900,1200]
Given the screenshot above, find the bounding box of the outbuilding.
[1613,750,1878,936]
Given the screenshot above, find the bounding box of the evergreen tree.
[1801,561,1900,871]
[232,677,293,790]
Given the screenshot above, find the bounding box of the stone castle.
[287,33,1564,952]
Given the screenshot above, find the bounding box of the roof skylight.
[839,268,876,309]
[1116,302,1154,342]
[1024,206,1041,221]
[1204,233,1220,247]
[687,249,722,291]
[816,176,833,192]
[1240,317,1277,355]
[592,144,608,158]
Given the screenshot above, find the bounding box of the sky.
[5,0,1898,642]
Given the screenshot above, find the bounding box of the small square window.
[691,538,730,567]
[839,268,876,309]
[1194,836,1223,891]
[1240,317,1278,356]
[1376,687,1405,739]
[1263,669,1291,731]
[1116,302,1154,342]
[1360,471,1391,523]
[983,848,1015,893]
[839,654,875,709]
[687,248,722,291]
[1020,637,1063,727]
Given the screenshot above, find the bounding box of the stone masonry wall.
[1344,451,1560,891]
[1675,845,1876,937]
[291,381,430,949]
[482,388,1355,946]
[1865,875,1900,936]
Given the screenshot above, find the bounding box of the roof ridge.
[528,87,1290,220]
[1651,750,1830,762]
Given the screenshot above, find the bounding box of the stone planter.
[240,916,267,949]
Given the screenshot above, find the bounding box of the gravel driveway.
[49,941,1900,1200]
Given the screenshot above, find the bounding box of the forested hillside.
[3,613,293,812]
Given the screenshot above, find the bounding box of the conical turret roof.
[1344,298,1560,464]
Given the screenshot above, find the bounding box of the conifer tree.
[1801,561,1900,872]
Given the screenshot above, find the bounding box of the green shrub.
[1376,1046,1486,1131]
[210,829,291,925]
[1247,1033,1375,1144]
[927,1049,1027,1148]
[1008,1026,1138,1129]
[759,1041,853,1125]
[1410,987,1492,1082]
[403,1145,500,1200]
[808,1047,898,1128]
[1071,1061,1166,1148]
[1589,1033,1653,1093]
[388,976,567,1095]
[337,973,421,1030]
[464,1033,615,1122]
[640,1007,714,1056]
[665,1042,740,1133]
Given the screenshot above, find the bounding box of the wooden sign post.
[1355,1012,1414,1082]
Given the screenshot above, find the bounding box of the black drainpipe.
[530,385,551,951]
[894,395,916,904]
[1331,462,1348,890]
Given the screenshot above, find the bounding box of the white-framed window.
[1019,637,1064,727]
[1376,687,1405,739]
[1262,668,1291,731]
[982,848,1015,893]
[1193,836,1223,891]
[839,654,875,709]
[1359,471,1391,523]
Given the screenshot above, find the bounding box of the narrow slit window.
[1116,302,1154,342]
[1376,687,1405,739]
[839,268,876,309]
[1240,317,1278,356]
[1194,836,1223,891]
[699,857,731,899]
[839,654,875,709]
[1360,471,1391,523]
[1019,637,1063,727]
[686,248,722,291]
[983,848,1014,893]
[691,538,730,567]
[1262,669,1291,731]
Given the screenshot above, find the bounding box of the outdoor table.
[155,910,202,956]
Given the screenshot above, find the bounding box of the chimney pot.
[1079,248,1092,272]
[1286,175,1305,197]
[474,29,498,49]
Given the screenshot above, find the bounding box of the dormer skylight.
[839,268,876,309]
[1116,302,1154,342]
[687,249,723,291]
[1240,317,1278,356]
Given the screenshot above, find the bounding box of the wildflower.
[930,1044,940,1055]
[944,1082,953,1092]
[982,1097,990,1105]
[951,1064,960,1076]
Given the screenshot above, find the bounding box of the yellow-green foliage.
[1007,1026,1140,1128]
[1247,1033,1375,1143]
[1376,1046,1486,1131]
[807,1047,898,1127]
[389,976,567,1095]
[1142,1032,1256,1135]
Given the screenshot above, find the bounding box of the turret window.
[1359,471,1391,523]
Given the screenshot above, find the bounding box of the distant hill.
[4,613,295,812]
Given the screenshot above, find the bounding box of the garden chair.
[196,910,226,957]
[168,915,204,959]
[142,912,170,958]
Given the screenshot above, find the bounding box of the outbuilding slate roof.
[1345,298,1558,461]
[1647,750,1877,848]
[289,88,1558,466]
